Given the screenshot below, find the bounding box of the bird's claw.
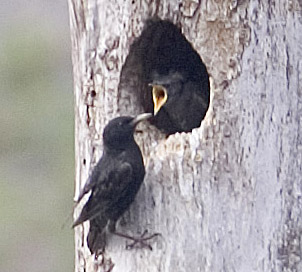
[114,230,161,251]
[125,230,160,250]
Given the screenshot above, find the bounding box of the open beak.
[151,84,168,115]
[130,113,153,127]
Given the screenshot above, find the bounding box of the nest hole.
[118,18,210,136]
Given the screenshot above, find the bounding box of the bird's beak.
[151,84,168,115]
[130,113,153,127]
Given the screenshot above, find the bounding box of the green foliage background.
[0,1,74,271]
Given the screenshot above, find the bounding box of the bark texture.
[68,0,302,271]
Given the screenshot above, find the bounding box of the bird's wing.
[72,161,133,227]
[75,157,107,203]
[75,176,92,204]
[175,81,209,131]
[191,86,209,111]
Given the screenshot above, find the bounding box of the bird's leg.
[113,230,160,250]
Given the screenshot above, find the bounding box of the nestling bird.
[133,19,210,134]
[73,113,152,254]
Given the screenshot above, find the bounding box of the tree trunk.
[68,0,302,271]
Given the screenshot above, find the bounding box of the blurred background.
[0,1,74,271]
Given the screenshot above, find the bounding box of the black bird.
[133,19,210,134]
[73,113,152,254]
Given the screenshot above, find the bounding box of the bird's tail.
[87,218,107,254]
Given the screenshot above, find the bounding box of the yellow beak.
[151,85,168,115]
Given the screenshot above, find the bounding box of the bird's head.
[149,72,184,116]
[103,113,152,149]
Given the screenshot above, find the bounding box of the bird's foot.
[113,230,160,250]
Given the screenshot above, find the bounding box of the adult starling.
[134,19,210,134]
[73,113,152,254]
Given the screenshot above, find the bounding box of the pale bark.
[68,0,302,271]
